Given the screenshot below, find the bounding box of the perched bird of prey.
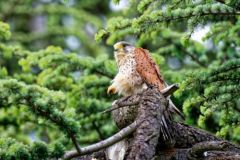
[107,41,182,160]
[107,41,182,116]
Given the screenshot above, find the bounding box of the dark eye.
[123,43,130,48]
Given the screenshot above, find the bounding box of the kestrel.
[107,41,182,116]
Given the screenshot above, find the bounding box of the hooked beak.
[113,41,132,53]
[113,43,123,52]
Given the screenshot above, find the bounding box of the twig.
[63,84,179,159]
[215,0,225,3]
[92,121,104,140]
[68,133,82,154]
[188,52,207,68]
[161,84,179,96]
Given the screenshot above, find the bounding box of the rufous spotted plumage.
[108,41,183,117]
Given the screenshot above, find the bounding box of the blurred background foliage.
[0,0,239,159]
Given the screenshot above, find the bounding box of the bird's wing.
[135,48,184,118]
[134,48,165,90]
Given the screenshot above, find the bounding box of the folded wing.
[134,47,184,119]
[134,48,165,90]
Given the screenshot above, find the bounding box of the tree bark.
[126,88,170,160]
[66,87,240,160]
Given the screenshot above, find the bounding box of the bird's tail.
[168,98,184,120]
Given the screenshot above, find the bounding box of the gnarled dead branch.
[63,84,240,160]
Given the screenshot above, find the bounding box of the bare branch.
[64,121,138,159]
[161,84,179,96]
[68,133,82,154]
[64,84,179,159]
[187,141,240,160]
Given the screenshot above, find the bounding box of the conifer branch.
[144,12,240,31]
[215,0,225,4]
[0,79,81,155]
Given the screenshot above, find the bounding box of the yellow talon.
[107,86,117,94]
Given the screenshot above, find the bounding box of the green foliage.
[0,79,79,135]
[0,22,11,40]
[49,141,66,158]
[0,8,115,156]
[96,2,238,44]
[0,0,110,56]
[180,59,240,139]
[0,138,66,160]
[30,141,49,160]
[98,0,240,144]
[0,138,30,160]
[112,0,121,4]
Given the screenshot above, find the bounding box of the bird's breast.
[114,55,146,96]
[118,56,139,80]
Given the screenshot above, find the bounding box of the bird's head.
[113,41,134,56]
